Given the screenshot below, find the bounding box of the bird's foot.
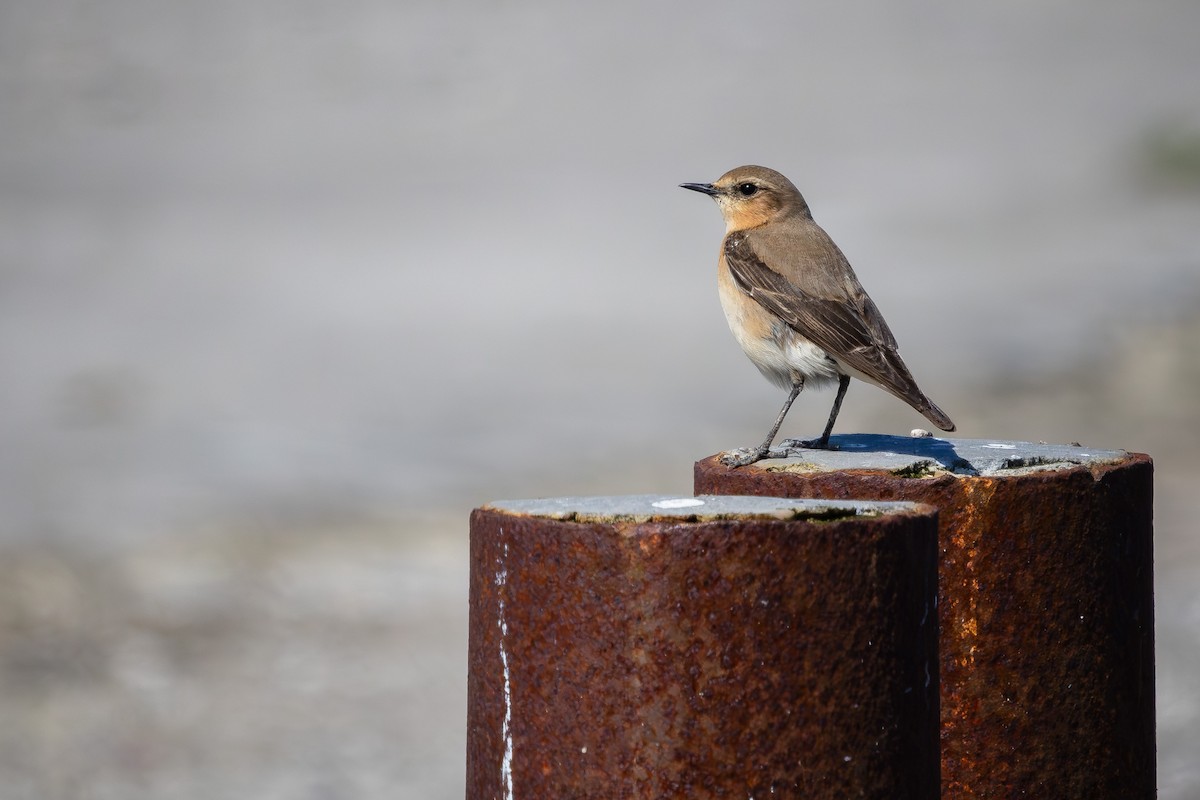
[719,446,776,468]
[779,437,839,452]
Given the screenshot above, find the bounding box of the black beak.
[679,182,720,196]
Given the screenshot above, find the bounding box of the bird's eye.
[737,183,758,196]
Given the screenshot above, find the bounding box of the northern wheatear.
[681,165,955,467]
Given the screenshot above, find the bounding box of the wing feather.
[724,231,914,397]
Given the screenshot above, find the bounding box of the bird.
[680,165,955,467]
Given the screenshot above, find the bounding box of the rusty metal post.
[467,494,940,799]
[695,436,1155,799]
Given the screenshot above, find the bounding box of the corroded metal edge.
[480,493,932,524]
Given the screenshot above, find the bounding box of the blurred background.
[2,0,1198,796]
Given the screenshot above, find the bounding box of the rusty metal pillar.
[467,494,940,799]
[695,436,1155,799]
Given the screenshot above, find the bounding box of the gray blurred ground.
[2,1,1199,797]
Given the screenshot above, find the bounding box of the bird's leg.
[792,373,850,450]
[721,378,804,467]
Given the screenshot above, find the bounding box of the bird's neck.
[723,210,775,234]
[724,205,809,234]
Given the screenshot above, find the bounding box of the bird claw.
[779,437,838,452]
[719,446,773,468]
[721,438,840,467]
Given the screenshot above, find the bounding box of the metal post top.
[477,493,931,524]
[708,434,1135,477]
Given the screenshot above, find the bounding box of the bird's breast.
[717,256,841,390]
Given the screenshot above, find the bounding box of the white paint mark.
[910,428,932,438]
[983,442,1017,449]
[651,497,705,509]
[497,540,514,800]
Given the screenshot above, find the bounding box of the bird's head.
[680,165,811,232]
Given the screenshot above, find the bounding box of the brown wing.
[723,230,946,426]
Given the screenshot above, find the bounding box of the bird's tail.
[915,397,956,432]
[860,349,956,432]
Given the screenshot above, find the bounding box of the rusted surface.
[695,437,1156,799]
[466,495,941,799]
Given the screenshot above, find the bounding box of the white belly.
[718,265,842,391]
